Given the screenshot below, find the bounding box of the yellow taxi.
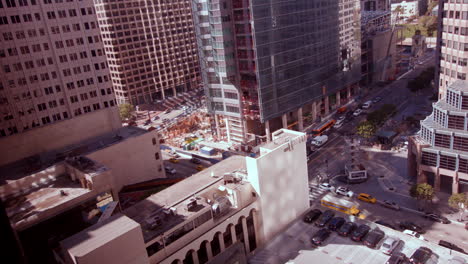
[196,165,205,171]
[357,193,377,204]
[169,158,179,163]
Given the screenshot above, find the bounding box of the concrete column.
[218,233,225,251]
[192,250,199,264]
[453,173,459,194]
[173,87,177,97]
[336,91,341,107]
[225,117,231,142]
[324,96,330,115]
[206,242,213,260]
[230,225,237,243]
[282,114,288,128]
[435,168,441,192]
[241,217,251,254]
[214,115,221,138]
[347,86,352,99]
[311,101,317,122]
[298,107,304,131]
[265,120,271,142]
[252,210,262,249]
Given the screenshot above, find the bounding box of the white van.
[362,101,373,109]
[311,135,328,147]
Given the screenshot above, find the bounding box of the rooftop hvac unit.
[211,196,232,215]
[187,199,197,211]
[146,216,163,230]
[163,207,177,217]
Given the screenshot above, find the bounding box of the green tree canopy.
[356,121,376,138]
[119,103,135,120]
[410,183,435,201]
[448,193,468,210]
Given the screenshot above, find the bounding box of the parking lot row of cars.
[303,208,466,264]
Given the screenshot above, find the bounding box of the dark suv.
[399,221,423,233]
[350,224,370,242]
[311,228,332,246]
[409,247,432,264]
[315,210,335,227]
[328,217,346,231]
[337,222,356,237]
[363,229,385,248]
[303,209,322,224]
[423,213,450,224]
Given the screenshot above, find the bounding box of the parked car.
[409,247,432,264]
[381,237,400,255]
[353,108,363,116]
[165,166,176,175]
[423,213,450,224]
[337,222,356,237]
[303,209,322,223]
[357,193,377,203]
[403,230,425,241]
[362,101,373,109]
[336,186,354,197]
[163,118,170,123]
[319,183,335,192]
[328,217,346,231]
[439,240,465,254]
[190,157,202,164]
[372,96,382,103]
[196,165,205,171]
[375,220,397,230]
[152,116,160,121]
[363,229,385,248]
[311,228,332,246]
[350,224,370,242]
[381,200,400,210]
[449,256,466,264]
[386,252,408,264]
[399,221,423,233]
[169,158,179,163]
[164,109,171,114]
[144,119,151,126]
[315,210,335,227]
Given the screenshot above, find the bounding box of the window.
[421,151,437,166]
[454,136,468,151]
[155,152,159,159]
[37,103,47,111]
[439,154,456,170]
[434,133,451,148]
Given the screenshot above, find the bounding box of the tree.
[410,183,435,210]
[119,103,135,120]
[448,193,468,221]
[356,121,376,139]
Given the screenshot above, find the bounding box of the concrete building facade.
[58,129,309,264]
[408,80,468,194]
[93,0,201,105]
[0,0,119,138]
[192,0,362,145]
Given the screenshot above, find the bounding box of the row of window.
[441,53,468,66]
[442,10,468,20]
[442,25,468,36]
[440,66,467,80]
[0,0,38,8]
[441,39,468,51]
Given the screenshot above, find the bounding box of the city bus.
[309,119,336,137]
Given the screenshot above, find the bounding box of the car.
[381,200,400,210]
[386,252,408,264]
[372,96,382,103]
[409,247,432,264]
[328,217,346,231]
[357,193,377,203]
[403,230,425,240]
[169,158,179,163]
[334,120,344,128]
[335,186,354,198]
[315,210,335,227]
[381,237,400,255]
[163,118,170,123]
[439,240,465,254]
[399,221,423,233]
[303,209,322,223]
[337,222,356,237]
[196,165,205,171]
[375,220,397,230]
[337,115,346,122]
[363,229,385,248]
[449,256,467,264]
[144,119,151,126]
[319,183,335,192]
[362,101,373,109]
[165,166,176,175]
[190,157,202,164]
[152,116,160,121]
[423,213,450,224]
[311,228,332,246]
[353,108,363,116]
[164,109,171,114]
[350,224,370,242]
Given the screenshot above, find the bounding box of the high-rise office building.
[0,0,121,165]
[94,0,201,105]
[193,0,362,144]
[436,0,468,97]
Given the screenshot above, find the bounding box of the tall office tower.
[94,0,201,105]
[361,0,390,11]
[193,0,361,145]
[0,0,121,165]
[436,0,468,97]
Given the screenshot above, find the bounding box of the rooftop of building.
[260,129,307,152]
[361,10,391,24]
[0,126,149,184]
[446,80,468,93]
[123,155,247,242]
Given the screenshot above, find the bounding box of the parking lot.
[249,206,466,264]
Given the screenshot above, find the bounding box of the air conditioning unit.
[187,199,197,211]
[146,216,162,230]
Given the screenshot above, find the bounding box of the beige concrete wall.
[0,108,121,167]
[86,130,165,194]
